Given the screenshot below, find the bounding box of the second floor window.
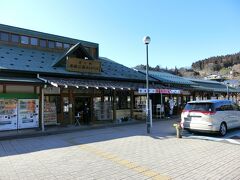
[39,39,47,48]
[21,36,29,44]
[56,42,63,48]
[48,41,55,48]
[11,34,20,43]
[63,43,70,49]
[0,32,9,41]
[30,37,38,46]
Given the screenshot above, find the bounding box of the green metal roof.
[188,78,240,93]
[0,44,156,82]
[138,70,196,85]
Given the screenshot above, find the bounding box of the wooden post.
[3,84,6,93]
[39,86,42,129]
[113,90,116,122]
[60,88,64,125]
[34,86,37,94]
[90,95,94,124]
[69,89,74,125]
[130,90,134,119]
[101,89,104,102]
[40,87,45,131]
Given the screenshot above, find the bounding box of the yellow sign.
[66,58,101,73]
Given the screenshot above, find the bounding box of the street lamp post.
[143,36,151,134]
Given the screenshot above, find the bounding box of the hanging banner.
[169,90,181,94]
[138,88,188,95]
[138,88,156,94]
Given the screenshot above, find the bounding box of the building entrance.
[75,97,91,125]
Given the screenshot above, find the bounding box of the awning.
[0,76,43,84]
[40,76,164,90]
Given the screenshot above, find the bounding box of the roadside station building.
[0,24,239,133]
[0,24,167,132]
[137,70,240,117]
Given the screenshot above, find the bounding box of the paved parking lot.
[182,127,240,145]
[0,120,240,180]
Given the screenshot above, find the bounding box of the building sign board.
[66,57,101,73]
[138,88,156,94]
[43,87,60,94]
[138,88,188,95]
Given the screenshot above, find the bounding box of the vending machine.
[17,99,39,129]
[0,99,18,131]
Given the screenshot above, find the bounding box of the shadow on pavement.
[0,117,180,158]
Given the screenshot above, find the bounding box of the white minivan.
[181,100,240,136]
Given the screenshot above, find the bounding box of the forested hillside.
[191,52,240,78]
[134,52,240,79]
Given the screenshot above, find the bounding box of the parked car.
[181,100,240,136]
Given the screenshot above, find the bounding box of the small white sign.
[43,87,60,94]
[170,90,181,94]
[138,88,156,94]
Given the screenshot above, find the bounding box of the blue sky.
[1,0,240,69]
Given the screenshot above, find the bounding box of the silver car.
[181,100,240,136]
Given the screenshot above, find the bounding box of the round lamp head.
[143,36,151,44]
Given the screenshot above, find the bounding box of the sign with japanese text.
[138,88,187,95]
[138,88,156,94]
[66,57,101,73]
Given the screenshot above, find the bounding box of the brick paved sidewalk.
[0,119,240,180]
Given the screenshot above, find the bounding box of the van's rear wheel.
[219,123,227,136]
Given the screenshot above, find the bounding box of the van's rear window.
[184,103,214,111]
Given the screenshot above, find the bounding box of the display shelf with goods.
[44,102,57,125]
[134,95,146,120]
[94,101,112,120]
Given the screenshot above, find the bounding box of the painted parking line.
[79,144,171,180]
[183,131,240,145]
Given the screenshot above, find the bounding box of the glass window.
[11,34,19,43]
[21,36,29,44]
[45,96,61,113]
[0,32,9,41]
[116,93,130,109]
[56,42,63,48]
[48,41,55,48]
[135,96,146,109]
[39,39,47,48]
[30,37,38,46]
[184,103,214,111]
[63,43,70,49]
